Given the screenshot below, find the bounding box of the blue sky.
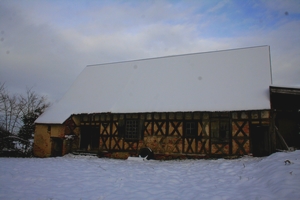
[0,0,300,101]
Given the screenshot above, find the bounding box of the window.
[211,120,230,142]
[125,120,139,140]
[184,121,198,137]
[118,119,143,140]
[47,125,51,132]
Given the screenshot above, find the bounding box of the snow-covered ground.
[0,151,299,200]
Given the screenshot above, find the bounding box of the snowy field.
[0,151,299,200]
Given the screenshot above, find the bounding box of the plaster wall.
[33,125,51,157]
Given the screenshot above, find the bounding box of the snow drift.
[0,150,299,200]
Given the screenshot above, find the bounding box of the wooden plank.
[275,126,289,150]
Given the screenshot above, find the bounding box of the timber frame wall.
[62,110,274,158]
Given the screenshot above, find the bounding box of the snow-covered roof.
[270,84,300,90]
[36,46,272,124]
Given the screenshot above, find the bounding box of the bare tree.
[19,87,50,119]
[0,83,50,156]
[0,83,22,134]
[0,83,49,135]
[18,88,50,142]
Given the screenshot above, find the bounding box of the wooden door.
[80,126,100,151]
[51,138,63,156]
[250,125,269,157]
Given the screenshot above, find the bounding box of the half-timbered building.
[34,46,276,158]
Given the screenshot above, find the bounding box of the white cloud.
[207,0,230,14]
[0,2,84,100]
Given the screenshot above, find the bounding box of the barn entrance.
[275,111,300,148]
[80,126,100,151]
[250,125,269,157]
